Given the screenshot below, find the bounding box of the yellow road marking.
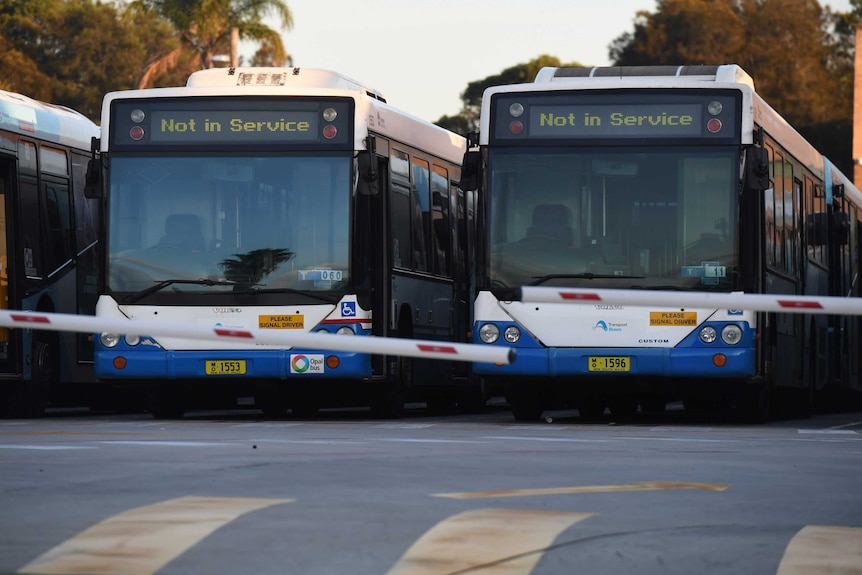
[434,481,730,499]
[386,508,593,575]
[776,525,862,575]
[18,496,292,575]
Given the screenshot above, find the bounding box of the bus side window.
[431,165,451,277]
[411,157,430,273]
[390,149,412,269]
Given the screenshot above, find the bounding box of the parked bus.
[0,89,101,416]
[462,65,862,422]
[87,67,475,418]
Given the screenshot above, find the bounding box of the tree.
[0,0,178,120]
[435,55,582,136]
[133,0,293,88]
[609,0,855,174]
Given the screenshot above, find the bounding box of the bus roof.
[0,89,99,150]
[533,65,755,89]
[102,67,465,165]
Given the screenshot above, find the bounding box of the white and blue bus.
[0,90,101,416]
[463,65,862,422]
[89,67,474,418]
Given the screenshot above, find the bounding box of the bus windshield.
[107,154,351,298]
[487,147,739,290]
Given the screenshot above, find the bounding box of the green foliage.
[0,0,292,121]
[436,55,582,136]
[609,0,854,174]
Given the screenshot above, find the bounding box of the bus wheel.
[256,390,288,418]
[291,392,320,418]
[577,398,606,420]
[10,334,54,417]
[737,383,770,424]
[608,398,639,420]
[148,387,186,419]
[508,388,543,422]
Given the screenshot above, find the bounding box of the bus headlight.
[721,324,743,345]
[698,326,718,344]
[100,333,121,348]
[124,334,141,346]
[503,326,521,343]
[336,326,355,335]
[479,323,500,344]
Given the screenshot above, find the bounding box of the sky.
[243,0,854,123]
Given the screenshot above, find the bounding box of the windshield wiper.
[230,286,341,304]
[120,278,256,304]
[528,273,645,286]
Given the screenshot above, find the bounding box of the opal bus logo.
[291,355,310,373]
[290,354,325,374]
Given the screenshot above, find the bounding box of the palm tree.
[133,0,293,88]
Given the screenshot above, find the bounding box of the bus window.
[44,183,73,271]
[431,164,451,276]
[390,149,412,270]
[411,157,430,273]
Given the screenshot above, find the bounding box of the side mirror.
[83,158,102,199]
[459,150,481,191]
[744,146,770,191]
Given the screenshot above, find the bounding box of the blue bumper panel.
[474,346,755,377]
[95,349,371,379]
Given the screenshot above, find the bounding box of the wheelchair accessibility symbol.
[341,302,356,317]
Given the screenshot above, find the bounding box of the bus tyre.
[10,335,54,417]
[508,389,543,422]
[738,383,770,424]
[148,388,186,419]
[608,399,639,420]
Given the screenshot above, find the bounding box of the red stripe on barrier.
[214,328,254,339]
[559,292,602,301]
[777,300,824,309]
[11,314,50,324]
[417,344,458,354]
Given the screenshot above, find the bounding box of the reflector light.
[113,356,127,370]
[712,353,727,367]
[509,121,524,135]
[323,125,337,139]
[130,126,144,140]
[326,356,339,369]
[707,118,722,133]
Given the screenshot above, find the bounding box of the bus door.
[0,156,12,372]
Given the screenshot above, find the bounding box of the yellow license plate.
[205,360,246,375]
[588,356,630,372]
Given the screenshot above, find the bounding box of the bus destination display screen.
[492,90,739,143]
[529,104,702,137]
[149,109,319,143]
[110,97,353,149]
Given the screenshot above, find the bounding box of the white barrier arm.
[0,310,515,365]
[517,286,862,316]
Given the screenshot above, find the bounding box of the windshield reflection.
[487,148,738,290]
[107,155,351,296]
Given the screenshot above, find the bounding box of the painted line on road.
[776,525,862,575]
[17,496,292,575]
[482,435,615,443]
[0,445,96,451]
[798,429,859,435]
[434,481,730,499]
[97,440,243,447]
[386,508,593,575]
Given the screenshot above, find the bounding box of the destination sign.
[529,104,703,138]
[149,110,319,143]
